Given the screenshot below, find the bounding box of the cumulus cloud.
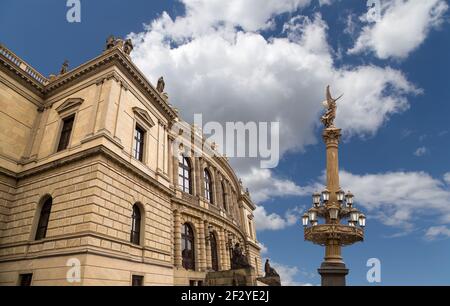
[425,226,450,240]
[259,242,269,255]
[338,170,450,230]
[254,206,301,231]
[241,168,310,202]
[414,146,428,157]
[444,173,450,185]
[129,1,419,171]
[271,262,315,286]
[349,0,448,59]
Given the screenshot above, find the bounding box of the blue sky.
[2,0,450,285]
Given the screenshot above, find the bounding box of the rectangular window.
[248,221,253,239]
[57,115,75,152]
[133,125,145,162]
[132,275,144,286]
[19,273,33,286]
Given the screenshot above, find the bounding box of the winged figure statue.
[321,85,343,128]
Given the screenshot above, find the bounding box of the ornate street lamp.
[302,86,366,286]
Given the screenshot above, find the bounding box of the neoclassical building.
[0,38,262,286]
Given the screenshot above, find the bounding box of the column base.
[318,262,349,286]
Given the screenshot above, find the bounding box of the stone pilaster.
[204,220,212,270]
[218,229,227,271]
[174,210,182,268]
[198,220,207,271]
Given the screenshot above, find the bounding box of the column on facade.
[204,220,212,270]
[218,229,228,271]
[29,106,51,159]
[173,210,182,268]
[197,220,207,271]
[85,78,104,138]
[223,229,231,270]
[98,75,120,135]
[112,81,126,142]
[214,169,222,208]
[168,134,176,187]
[193,157,201,198]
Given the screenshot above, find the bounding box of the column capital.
[322,128,341,145]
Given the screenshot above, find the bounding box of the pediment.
[56,98,84,114]
[133,107,156,127]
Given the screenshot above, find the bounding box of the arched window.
[35,197,53,240]
[130,204,142,245]
[181,223,195,270]
[221,181,228,212]
[204,169,213,203]
[178,155,192,194]
[210,232,219,271]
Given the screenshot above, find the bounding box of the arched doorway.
[210,233,219,271]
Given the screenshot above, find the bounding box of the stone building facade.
[0,39,262,286]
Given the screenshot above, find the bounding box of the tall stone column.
[204,220,212,270]
[223,230,231,270]
[198,221,207,271]
[318,127,348,286]
[218,229,228,271]
[173,210,182,268]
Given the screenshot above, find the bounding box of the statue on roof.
[157,76,165,93]
[106,35,116,50]
[123,39,133,55]
[321,85,343,129]
[60,60,69,75]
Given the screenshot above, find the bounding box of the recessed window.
[130,204,142,245]
[133,125,145,162]
[57,115,75,152]
[19,273,33,286]
[178,155,192,194]
[204,169,213,203]
[182,223,195,270]
[132,275,144,286]
[35,197,52,240]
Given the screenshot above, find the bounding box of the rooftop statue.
[321,85,343,129]
[157,76,165,93]
[105,35,134,55]
[264,259,279,278]
[59,60,69,75]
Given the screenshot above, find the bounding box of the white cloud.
[349,0,448,59]
[271,262,315,286]
[414,146,428,157]
[129,3,419,172]
[241,168,310,202]
[444,173,450,185]
[253,206,301,231]
[425,226,450,240]
[179,0,311,32]
[259,242,269,255]
[338,170,450,230]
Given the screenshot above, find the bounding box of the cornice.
[1,46,178,121]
